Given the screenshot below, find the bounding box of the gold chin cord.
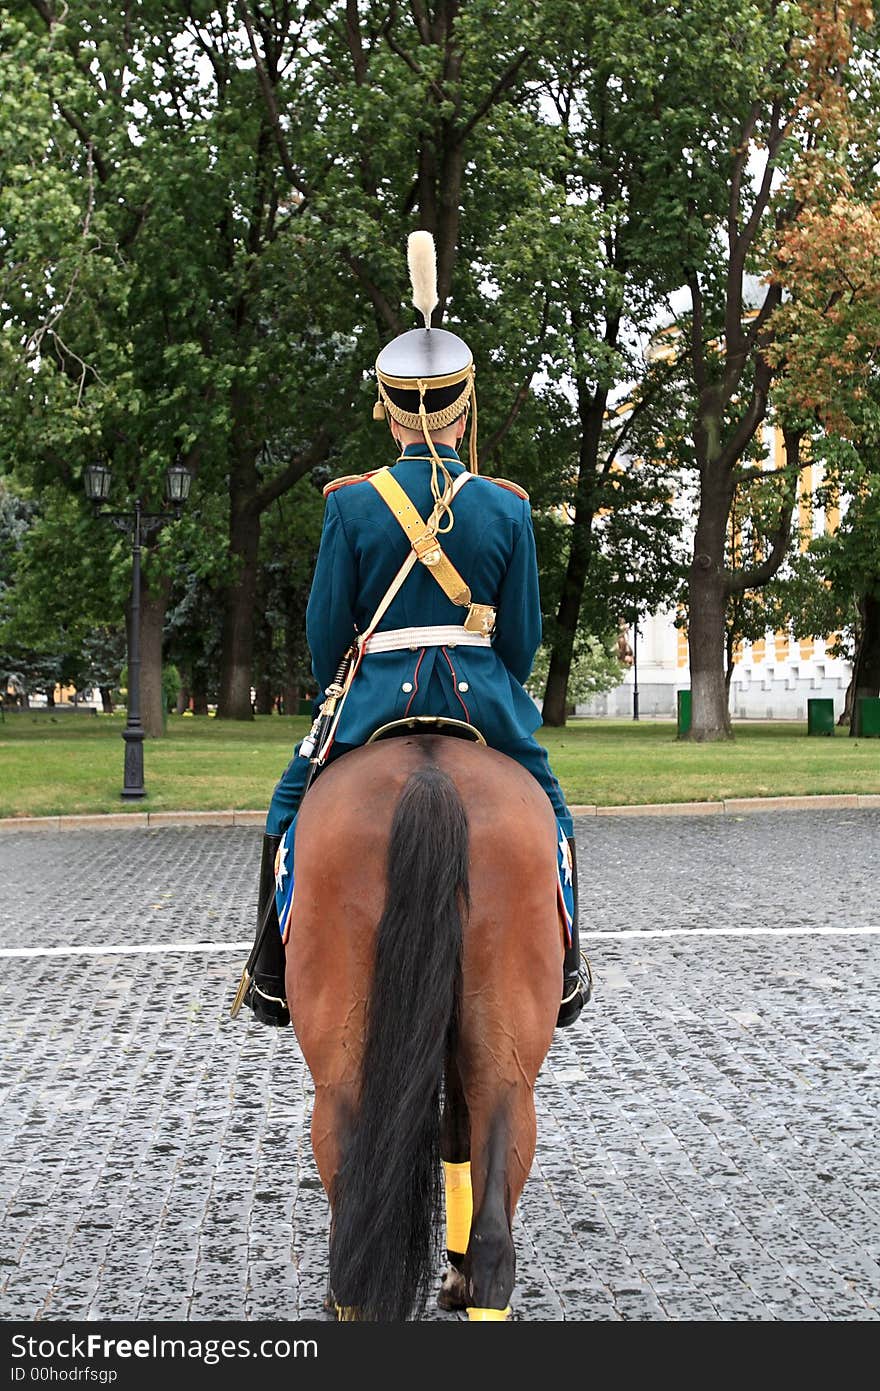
[468,376,478,476]
[417,379,455,535]
[414,370,479,537]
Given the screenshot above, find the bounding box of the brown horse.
[285,731,563,1321]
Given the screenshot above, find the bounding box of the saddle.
[367,715,486,745]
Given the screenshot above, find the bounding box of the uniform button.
[402,682,413,693]
[458,681,469,692]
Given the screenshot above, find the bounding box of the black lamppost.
[84,460,193,799]
[632,608,640,722]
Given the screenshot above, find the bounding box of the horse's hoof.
[437,1262,468,1311]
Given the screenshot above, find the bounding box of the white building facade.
[578,608,851,720]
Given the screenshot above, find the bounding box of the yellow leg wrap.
[467,1307,510,1321]
[335,1305,359,1321]
[443,1160,473,1256]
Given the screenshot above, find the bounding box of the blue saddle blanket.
[274,829,296,943]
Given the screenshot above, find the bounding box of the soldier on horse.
[233,231,590,1035]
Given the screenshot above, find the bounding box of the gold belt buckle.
[412,532,443,567]
[464,603,496,637]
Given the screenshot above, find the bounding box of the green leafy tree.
[800,453,880,730]
[764,6,880,736]
[0,479,124,704]
[0,1,355,731]
[520,0,767,724]
[526,632,626,709]
[670,0,878,740]
[253,469,327,715]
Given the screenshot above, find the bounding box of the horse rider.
[234,232,590,1032]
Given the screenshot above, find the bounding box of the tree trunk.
[724,592,742,703]
[46,688,56,708]
[192,680,209,717]
[838,639,859,726]
[283,612,310,715]
[139,579,171,738]
[100,686,114,714]
[851,589,880,737]
[176,685,190,715]
[252,605,275,715]
[543,589,583,727]
[217,491,259,720]
[688,570,732,739]
[543,508,597,727]
[687,472,733,741]
[542,381,606,726]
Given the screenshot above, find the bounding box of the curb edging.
[570,794,879,817]
[1,793,879,834]
[0,809,263,834]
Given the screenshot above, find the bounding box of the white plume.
[408,230,438,329]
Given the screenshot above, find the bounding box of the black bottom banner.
[2,1319,600,1387]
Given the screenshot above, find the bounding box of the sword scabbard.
[230,965,252,1019]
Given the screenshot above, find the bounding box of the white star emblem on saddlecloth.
[559,830,573,886]
[274,841,289,892]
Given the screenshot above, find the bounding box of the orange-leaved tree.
[766,0,880,733]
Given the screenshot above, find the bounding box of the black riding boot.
[557,835,591,1028]
[241,832,290,1027]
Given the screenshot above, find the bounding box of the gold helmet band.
[373,368,478,531]
[374,368,477,465]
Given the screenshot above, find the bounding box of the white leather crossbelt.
[363,625,492,653]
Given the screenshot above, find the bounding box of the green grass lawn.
[1,711,879,819]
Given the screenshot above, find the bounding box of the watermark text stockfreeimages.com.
[10,1333,317,1373]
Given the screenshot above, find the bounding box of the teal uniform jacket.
[307,442,544,746]
[267,441,574,839]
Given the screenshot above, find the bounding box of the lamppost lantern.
[165,460,193,508]
[83,457,193,800]
[84,462,113,504]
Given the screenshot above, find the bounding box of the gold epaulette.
[484,476,529,501]
[323,470,381,498]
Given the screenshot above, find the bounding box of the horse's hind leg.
[309,1085,358,1316]
[438,1059,471,1312]
[464,1092,536,1320]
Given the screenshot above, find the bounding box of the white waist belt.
[363,625,492,653]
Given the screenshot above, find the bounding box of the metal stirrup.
[252,983,288,1009]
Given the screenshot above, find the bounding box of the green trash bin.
[676,689,691,736]
[807,698,835,736]
[854,696,880,738]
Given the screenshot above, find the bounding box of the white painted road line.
[0,942,252,958]
[0,926,877,959]
[596,926,879,939]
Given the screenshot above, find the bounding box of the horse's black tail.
[329,763,468,1321]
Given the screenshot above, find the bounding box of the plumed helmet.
[373,232,478,477]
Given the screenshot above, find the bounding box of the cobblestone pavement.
[0,811,878,1322]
